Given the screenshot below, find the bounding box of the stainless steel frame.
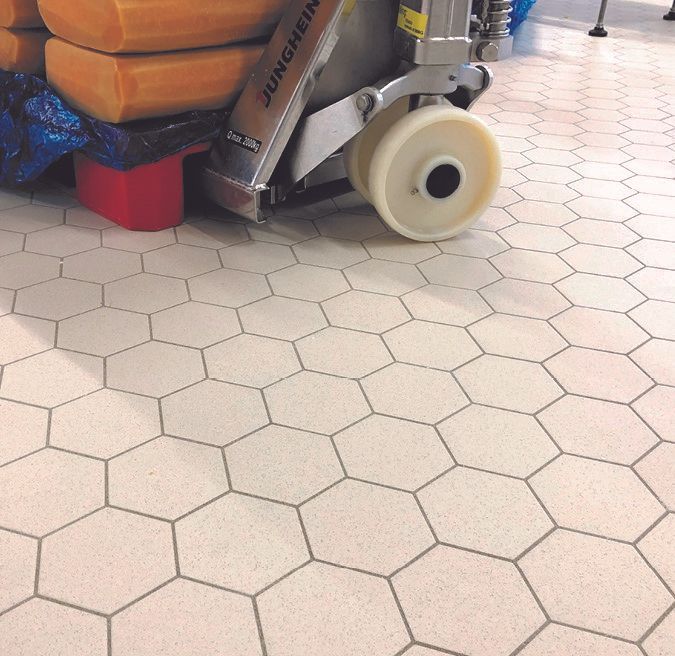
[202,0,510,223]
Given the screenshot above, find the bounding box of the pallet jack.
[202,0,513,242]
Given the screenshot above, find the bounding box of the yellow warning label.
[397,5,429,38]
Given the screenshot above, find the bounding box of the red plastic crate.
[74,142,210,231]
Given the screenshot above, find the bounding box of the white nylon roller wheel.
[367,104,502,242]
[343,97,410,203]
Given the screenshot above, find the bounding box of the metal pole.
[589,0,609,36]
[664,0,675,20]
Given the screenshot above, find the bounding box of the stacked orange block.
[36,0,289,123]
[0,0,50,74]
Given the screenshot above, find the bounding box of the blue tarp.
[511,0,537,31]
[0,71,224,186]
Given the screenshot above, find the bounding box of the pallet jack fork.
[202,0,512,242]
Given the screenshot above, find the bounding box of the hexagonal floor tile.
[0,314,54,365]
[247,216,317,245]
[143,244,221,279]
[316,212,385,242]
[107,342,204,397]
[0,252,59,289]
[345,259,426,296]
[240,296,327,340]
[266,371,368,434]
[531,455,664,540]
[538,395,657,464]
[456,355,562,413]
[384,321,480,371]
[364,233,440,263]
[438,229,509,258]
[519,624,642,656]
[0,228,23,256]
[335,415,453,491]
[636,443,675,511]
[24,225,100,257]
[162,380,267,446]
[176,219,248,249]
[0,287,13,316]
[50,389,161,458]
[1,349,102,407]
[219,240,295,274]
[0,529,36,612]
[520,530,672,641]
[109,436,228,520]
[302,479,433,575]
[62,247,141,283]
[297,327,392,378]
[205,334,300,388]
[293,236,368,269]
[0,204,63,233]
[500,223,575,253]
[151,302,240,348]
[0,449,103,536]
[0,399,47,465]
[634,386,675,441]
[112,579,262,656]
[630,300,675,340]
[418,254,501,290]
[15,278,101,320]
[556,273,645,312]
[269,264,349,302]
[106,273,188,314]
[40,508,175,613]
[419,468,552,558]
[322,290,410,333]
[102,226,176,252]
[176,494,308,593]
[631,339,675,386]
[402,285,491,325]
[629,268,675,303]
[226,425,342,504]
[394,545,544,655]
[643,609,675,656]
[363,363,468,424]
[491,249,573,283]
[0,598,107,656]
[561,244,642,277]
[546,347,652,403]
[506,199,577,227]
[258,562,408,656]
[565,218,639,248]
[639,514,675,594]
[469,314,566,362]
[480,278,571,319]
[551,306,648,353]
[439,404,557,477]
[58,307,149,356]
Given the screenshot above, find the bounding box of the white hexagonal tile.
[365,233,440,263]
[24,225,100,257]
[265,371,369,434]
[519,624,642,656]
[50,388,161,458]
[106,273,188,314]
[107,342,204,397]
[323,290,410,333]
[520,530,672,640]
[297,327,392,378]
[346,259,426,296]
[219,240,295,274]
[205,334,300,387]
[439,404,558,477]
[480,278,571,319]
[418,254,501,290]
[151,301,240,348]
[15,278,101,320]
[336,413,452,490]
[394,546,544,655]
[143,244,221,279]
[240,296,327,340]
[363,363,468,424]
[176,494,309,594]
[162,380,267,446]
[62,248,142,284]
[40,508,175,613]
[0,314,54,365]
[302,479,433,575]
[402,285,491,325]
[226,425,342,504]
[456,355,562,413]
[0,399,47,465]
[1,349,102,407]
[269,264,349,302]
[0,529,37,612]
[419,467,552,558]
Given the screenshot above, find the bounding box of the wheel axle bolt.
[356,94,374,113]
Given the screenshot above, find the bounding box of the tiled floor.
[1,0,675,654]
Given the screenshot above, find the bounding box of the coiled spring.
[482,0,513,38]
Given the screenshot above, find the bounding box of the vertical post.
[589,0,609,36]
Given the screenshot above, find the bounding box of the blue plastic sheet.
[0,71,224,186]
[511,0,537,31]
